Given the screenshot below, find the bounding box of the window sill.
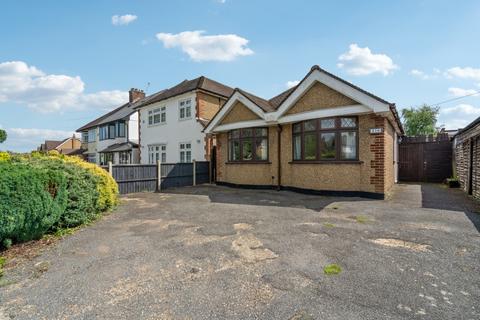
[289,160,363,164]
[147,122,167,128]
[226,161,271,165]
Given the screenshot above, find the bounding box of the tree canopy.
[401,104,440,136]
[0,129,6,143]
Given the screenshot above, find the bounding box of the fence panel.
[107,161,210,194]
[111,164,157,194]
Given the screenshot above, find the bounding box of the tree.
[0,129,6,143]
[401,104,440,136]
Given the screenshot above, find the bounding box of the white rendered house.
[136,77,233,164]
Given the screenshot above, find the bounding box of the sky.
[1,0,480,152]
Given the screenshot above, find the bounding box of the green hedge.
[0,152,118,248]
[0,162,68,243]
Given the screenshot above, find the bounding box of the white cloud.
[337,43,398,76]
[0,127,77,152]
[438,103,480,129]
[448,87,479,97]
[286,80,300,88]
[444,67,480,81]
[112,14,137,26]
[410,69,430,80]
[441,103,480,115]
[156,30,254,62]
[0,61,127,113]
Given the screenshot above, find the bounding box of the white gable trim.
[213,119,269,132]
[273,70,390,119]
[278,105,370,124]
[204,91,266,133]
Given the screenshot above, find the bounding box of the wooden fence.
[399,133,452,182]
[106,161,210,194]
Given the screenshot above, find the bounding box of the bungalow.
[135,76,233,164]
[37,135,82,155]
[77,88,146,165]
[453,116,480,199]
[204,65,404,199]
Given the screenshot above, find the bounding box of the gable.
[219,101,261,125]
[285,81,358,115]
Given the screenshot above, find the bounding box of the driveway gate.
[398,134,452,182]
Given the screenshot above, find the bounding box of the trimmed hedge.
[0,152,118,247]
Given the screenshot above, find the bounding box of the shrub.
[28,156,101,228]
[0,153,118,247]
[0,162,68,244]
[0,152,10,162]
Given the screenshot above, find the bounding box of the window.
[82,132,88,143]
[88,129,96,142]
[179,143,191,163]
[87,154,96,163]
[116,121,125,137]
[119,151,130,164]
[148,145,166,164]
[228,127,268,162]
[179,99,192,120]
[100,124,115,140]
[292,117,358,161]
[99,153,113,165]
[148,106,166,125]
[99,126,108,140]
[108,124,115,139]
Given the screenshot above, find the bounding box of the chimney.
[129,88,145,103]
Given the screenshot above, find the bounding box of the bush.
[0,162,68,243]
[0,152,10,162]
[0,153,118,247]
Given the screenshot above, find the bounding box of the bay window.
[292,116,358,161]
[228,127,268,162]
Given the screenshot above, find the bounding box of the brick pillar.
[370,115,386,193]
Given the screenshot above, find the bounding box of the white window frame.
[179,142,192,163]
[88,129,96,142]
[148,144,167,164]
[178,99,192,121]
[148,106,167,126]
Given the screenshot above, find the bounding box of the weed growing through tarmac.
[324,264,342,275]
[323,223,335,228]
[0,256,6,277]
[354,215,369,223]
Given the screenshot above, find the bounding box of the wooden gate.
[399,134,452,182]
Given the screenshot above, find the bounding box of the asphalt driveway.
[1,183,479,320]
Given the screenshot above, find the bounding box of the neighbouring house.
[37,135,83,155]
[453,116,480,199]
[135,76,233,164]
[204,65,404,199]
[76,88,145,165]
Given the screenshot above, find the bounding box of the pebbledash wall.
[216,114,396,196]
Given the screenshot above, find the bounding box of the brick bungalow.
[453,116,480,199]
[204,65,404,199]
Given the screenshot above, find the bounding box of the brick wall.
[369,115,386,193]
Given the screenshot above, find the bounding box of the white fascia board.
[278,105,371,124]
[212,120,269,132]
[273,70,390,120]
[204,91,266,133]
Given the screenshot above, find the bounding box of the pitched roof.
[453,116,480,138]
[135,76,234,109]
[98,142,139,153]
[205,65,404,134]
[44,140,63,150]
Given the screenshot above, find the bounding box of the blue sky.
[1,0,480,151]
